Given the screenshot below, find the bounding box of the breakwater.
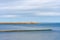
[0,29,52,32]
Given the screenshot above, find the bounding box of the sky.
[0,0,60,23]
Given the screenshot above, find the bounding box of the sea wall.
[0,29,52,32]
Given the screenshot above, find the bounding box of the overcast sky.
[0,0,60,23]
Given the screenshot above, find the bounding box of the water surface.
[0,23,60,40]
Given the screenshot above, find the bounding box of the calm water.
[0,23,60,40]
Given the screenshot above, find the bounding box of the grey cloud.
[0,0,60,17]
[0,0,20,3]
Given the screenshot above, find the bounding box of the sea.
[0,23,60,40]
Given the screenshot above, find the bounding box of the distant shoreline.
[0,22,39,24]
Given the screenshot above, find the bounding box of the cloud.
[0,0,60,17]
[34,12,60,16]
[0,0,55,10]
[0,15,17,18]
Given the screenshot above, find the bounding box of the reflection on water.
[0,31,60,40]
